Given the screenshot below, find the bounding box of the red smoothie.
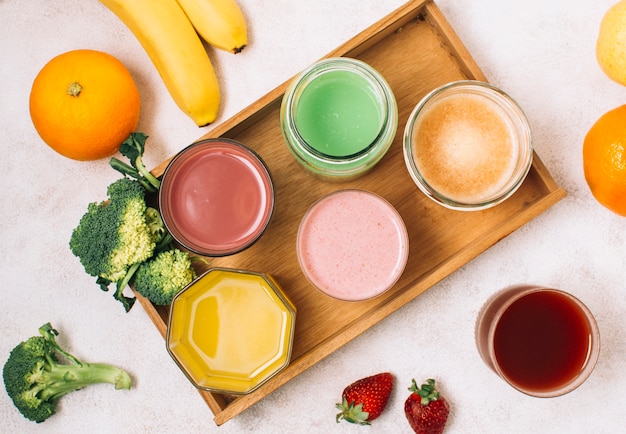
[160,139,274,256]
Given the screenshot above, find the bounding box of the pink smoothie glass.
[296,189,409,301]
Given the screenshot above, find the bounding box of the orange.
[583,105,626,216]
[29,49,141,161]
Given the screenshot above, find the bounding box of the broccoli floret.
[3,323,131,423]
[69,177,169,311]
[133,249,197,305]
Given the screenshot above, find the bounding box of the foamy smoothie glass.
[475,285,600,398]
[296,189,409,301]
[159,138,274,257]
[403,80,533,210]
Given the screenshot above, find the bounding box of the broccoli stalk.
[3,323,131,423]
[109,132,160,192]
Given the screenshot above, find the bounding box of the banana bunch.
[99,0,248,127]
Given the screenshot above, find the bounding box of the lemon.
[596,0,626,86]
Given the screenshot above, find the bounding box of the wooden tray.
[136,0,566,425]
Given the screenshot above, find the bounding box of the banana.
[99,0,220,126]
[176,0,248,54]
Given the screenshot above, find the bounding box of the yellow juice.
[167,269,296,394]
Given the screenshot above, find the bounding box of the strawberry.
[335,372,394,425]
[404,378,450,434]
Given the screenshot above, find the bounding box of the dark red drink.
[476,287,599,397]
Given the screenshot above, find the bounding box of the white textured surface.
[1,0,625,432]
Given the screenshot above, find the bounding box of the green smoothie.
[294,70,384,157]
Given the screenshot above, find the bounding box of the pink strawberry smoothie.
[296,189,409,301]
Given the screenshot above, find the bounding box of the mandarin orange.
[583,105,626,216]
[29,49,141,161]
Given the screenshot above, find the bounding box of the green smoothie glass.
[280,58,398,180]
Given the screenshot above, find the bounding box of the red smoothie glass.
[159,138,274,257]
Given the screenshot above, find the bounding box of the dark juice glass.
[476,286,599,397]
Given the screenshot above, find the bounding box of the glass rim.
[289,58,391,161]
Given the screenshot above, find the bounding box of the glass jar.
[280,58,398,181]
[403,80,533,211]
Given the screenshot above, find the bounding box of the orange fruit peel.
[29,49,141,161]
[583,105,626,216]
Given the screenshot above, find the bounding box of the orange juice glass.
[166,268,296,395]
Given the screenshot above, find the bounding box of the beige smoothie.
[412,93,519,203]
